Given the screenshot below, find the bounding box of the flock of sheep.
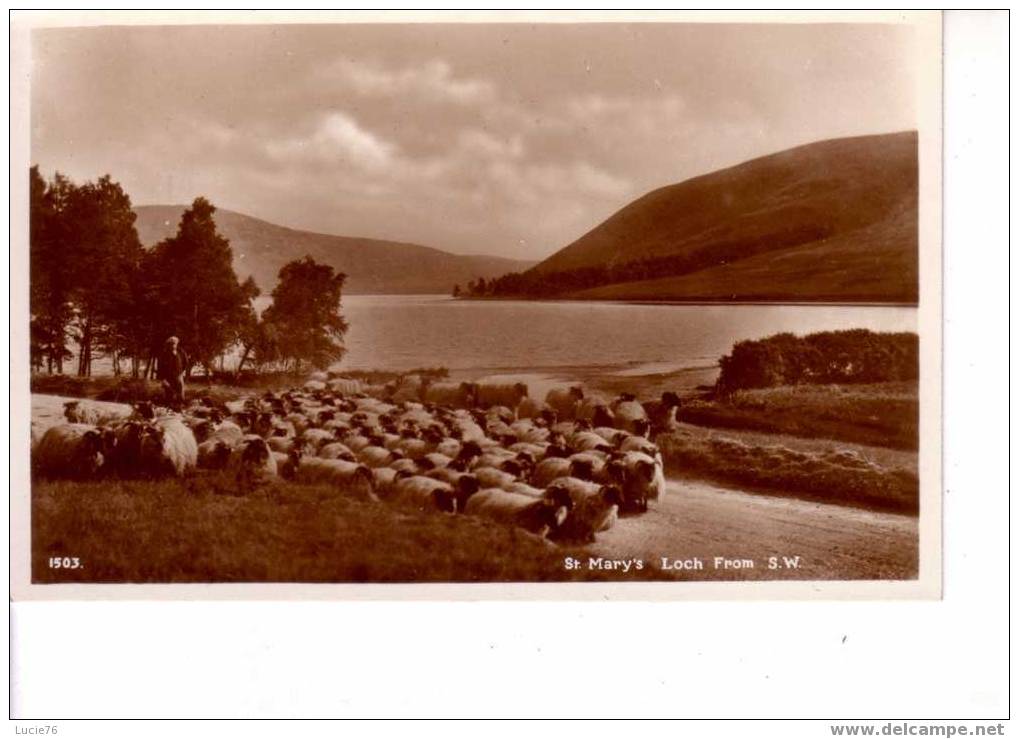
[33,373,682,543]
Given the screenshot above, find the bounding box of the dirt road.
[589,479,918,581]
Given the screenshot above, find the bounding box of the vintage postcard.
[10,10,943,600]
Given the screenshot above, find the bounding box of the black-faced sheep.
[619,448,666,502]
[611,397,651,436]
[424,381,478,409]
[392,475,458,513]
[197,439,233,470]
[228,435,278,483]
[575,397,616,428]
[545,386,585,421]
[472,466,520,490]
[356,445,402,468]
[509,420,550,445]
[546,477,623,542]
[33,423,109,479]
[295,457,377,501]
[616,451,658,513]
[569,431,614,454]
[475,382,528,411]
[529,456,577,487]
[422,468,480,511]
[643,391,681,434]
[464,488,568,538]
[316,441,357,462]
[516,396,556,421]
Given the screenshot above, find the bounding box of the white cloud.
[327,58,496,106]
[456,129,525,161]
[264,111,396,171]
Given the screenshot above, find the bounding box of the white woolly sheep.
[62,399,133,427]
[327,378,364,395]
[140,416,199,477]
[208,421,245,447]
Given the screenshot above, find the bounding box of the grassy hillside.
[481,131,918,303]
[134,206,533,295]
[566,201,918,303]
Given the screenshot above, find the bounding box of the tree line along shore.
[30,167,349,381]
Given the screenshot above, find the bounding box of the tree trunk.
[77,322,89,377]
[236,344,253,378]
[144,353,154,380]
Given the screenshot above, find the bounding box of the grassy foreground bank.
[32,473,672,584]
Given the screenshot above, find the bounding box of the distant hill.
[133,206,534,295]
[480,131,918,303]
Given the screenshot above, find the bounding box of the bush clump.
[716,329,918,393]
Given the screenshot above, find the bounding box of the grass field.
[32,472,666,584]
[656,422,918,513]
[677,381,918,451]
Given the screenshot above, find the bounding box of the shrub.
[717,329,918,393]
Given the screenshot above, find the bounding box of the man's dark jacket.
[156,347,188,382]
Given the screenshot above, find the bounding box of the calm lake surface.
[320,295,918,378]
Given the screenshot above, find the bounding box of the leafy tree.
[29,166,73,372]
[29,168,145,376]
[63,175,145,376]
[142,197,259,376]
[262,256,348,371]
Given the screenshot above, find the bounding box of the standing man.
[156,336,188,410]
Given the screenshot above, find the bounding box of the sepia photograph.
[11,11,942,597]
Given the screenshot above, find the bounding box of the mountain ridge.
[132,205,534,295]
[483,131,918,303]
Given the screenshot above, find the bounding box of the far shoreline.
[448,295,919,308]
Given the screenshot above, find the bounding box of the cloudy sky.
[31,22,916,260]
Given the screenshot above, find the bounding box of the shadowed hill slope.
[134,206,534,295]
[485,131,918,303]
